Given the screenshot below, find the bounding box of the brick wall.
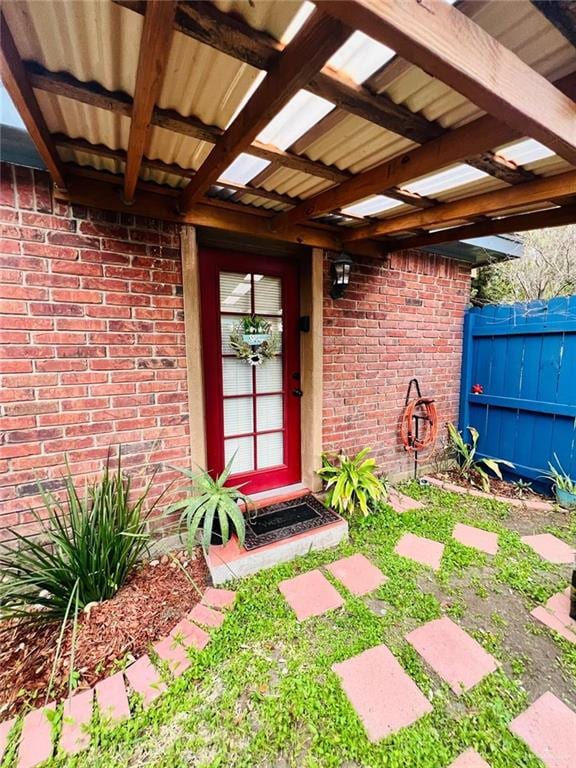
[0,164,190,543]
[322,250,471,477]
[0,163,472,543]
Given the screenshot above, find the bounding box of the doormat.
[244,494,341,550]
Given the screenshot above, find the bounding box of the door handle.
[292,388,303,397]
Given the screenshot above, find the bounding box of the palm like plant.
[317,448,387,517]
[167,457,248,551]
[446,423,514,492]
[0,449,157,624]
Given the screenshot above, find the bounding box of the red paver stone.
[188,602,225,629]
[279,569,344,621]
[509,691,576,768]
[394,532,445,570]
[520,533,574,564]
[154,635,191,676]
[124,655,167,707]
[17,703,55,768]
[406,617,498,695]
[201,587,236,610]
[531,588,576,644]
[449,748,491,767]
[0,718,16,764]
[60,688,93,756]
[332,643,432,742]
[453,523,498,555]
[388,488,424,514]
[170,617,210,650]
[95,672,131,724]
[326,553,387,596]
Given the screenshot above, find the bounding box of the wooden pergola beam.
[25,62,350,184]
[342,171,576,242]
[54,134,302,207]
[116,0,445,145]
[0,12,66,189]
[178,9,350,211]
[54,172,388,255]
[271,114,519,230]
[531,1,576,48]
[319,0,576,165]
[381,205,576,252]
[123,0,176,203]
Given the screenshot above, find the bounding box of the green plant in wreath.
[230,314,281,366]
[317,448,388,517]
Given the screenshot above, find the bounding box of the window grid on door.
[219,271,285,473]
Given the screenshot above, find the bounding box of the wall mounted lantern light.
[330,253,354,300]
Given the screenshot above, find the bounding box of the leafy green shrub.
[542,453,576,494]
[317,448,387,516]
[446,423,514,492]
[0,449,158,624]
[167,457,248,551]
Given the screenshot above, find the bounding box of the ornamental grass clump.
[0,448,159,625]
[318,448,388,516]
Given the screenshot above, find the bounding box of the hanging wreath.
[229,315,281,366]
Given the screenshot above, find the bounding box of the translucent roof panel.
[327,31,394,84]
[341,195,403,217]
[497,139,556,165]
[404,164,490,197]
[220,153,270,185]
[281,1,315,44]
[256,90,334,151]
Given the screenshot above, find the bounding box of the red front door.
[200,249,301,494]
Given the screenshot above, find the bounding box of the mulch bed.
[432,469,551,502]
[0,549,208,721]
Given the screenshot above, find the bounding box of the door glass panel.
[224,397,253,437]
[222,358,252,395]
[219,270,285,473]
[256,356,283,393]
[257,395,283,431]
[224,436,254,472]
[220,272,252,314]
[220,316,238,354]
[257,432,283,468]
[254,275,282,315]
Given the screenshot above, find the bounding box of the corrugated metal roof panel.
[259,168,334,199]
[34,90,131,150]
[146,126,213,171]
[298,113,417,174]
[58,146,124,177]
[376,0,575,130]
[212,0,306,42]
[4,1,142,95]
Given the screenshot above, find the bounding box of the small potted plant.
[542,454,576,509]
[167,456,249,551]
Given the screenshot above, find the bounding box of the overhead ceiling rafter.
[177,9,351,212]
[123,0,176,203]
[0,12,67,188]
[380,205,576,253]
[342,170,576,242]
[25,62,349,184]
[53,134,302,207]
[318,0,576,165]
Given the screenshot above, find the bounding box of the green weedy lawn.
[10,484,576,768]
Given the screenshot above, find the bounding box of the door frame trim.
[182,229,324,491]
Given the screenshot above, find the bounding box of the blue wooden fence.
[459,296,576,487]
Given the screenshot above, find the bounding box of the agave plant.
[446,423,514,492]
[0,448,158,625]
[167,456,248,552]
[317,448,387,517]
